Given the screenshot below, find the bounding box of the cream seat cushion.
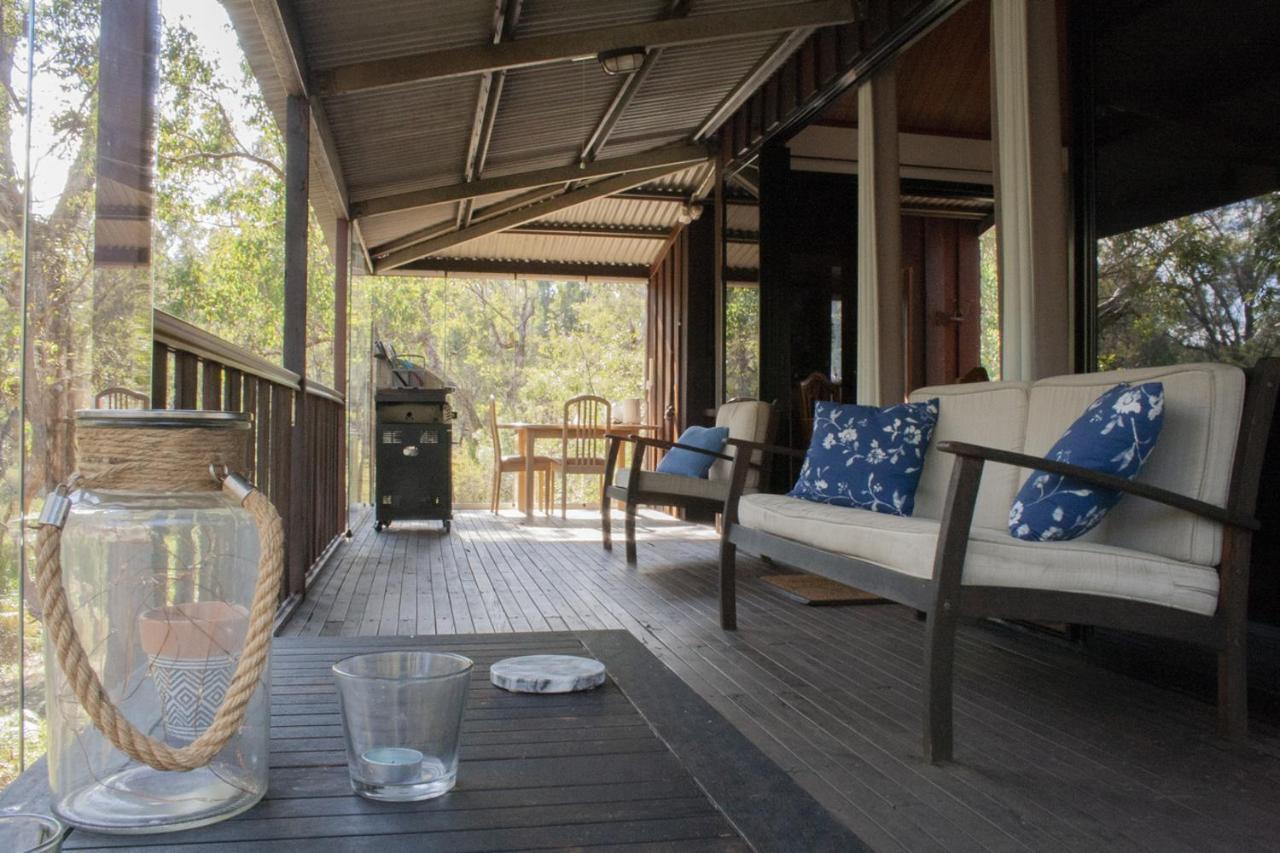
[615,468,729,502]
[908,381,1030,530]
[709,400,773,488]
[737,494,1219,616]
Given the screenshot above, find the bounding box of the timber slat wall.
[647,214,718,460]
[151,311,346,602]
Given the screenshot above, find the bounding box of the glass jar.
[44,411,268,833]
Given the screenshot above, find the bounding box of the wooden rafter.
[693,27,814,142]
[373,163,699,273]
[383,257,651,280]
[508,222,673,240]
[579,0,692,165]
[458,0,524,228]
[313,1,858,95]
[248,0,350,215]
[351,143,709,218]
[373,186,561,258]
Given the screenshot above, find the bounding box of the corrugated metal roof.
[483,62,620,174]
[329,78,482,201]
[292,0,493,72]
[516,0,671,39]
[434,232,664,266]
[225,0,828,275]
[536,197,681,229]
[604,35,785,154]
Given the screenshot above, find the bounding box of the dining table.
[496,422,659,520]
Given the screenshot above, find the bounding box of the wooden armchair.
[601,399,776,563]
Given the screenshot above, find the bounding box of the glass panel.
[1097,193,1280,369]
[365,277,647,508]
[724,284,760,400]
[0,0,35,788]
[830,298,842,383]
[152,3,284,362]
[979,225,1001,379]
[306,211,335,387]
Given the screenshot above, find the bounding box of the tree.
[1098,192,1280,369]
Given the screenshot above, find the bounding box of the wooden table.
[496,422,657,520]
[10,631,864,851]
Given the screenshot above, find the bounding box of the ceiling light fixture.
[597,47,647,76]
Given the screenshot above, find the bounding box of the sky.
[19,0,258,214]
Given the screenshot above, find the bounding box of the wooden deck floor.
[284,509,1280,852]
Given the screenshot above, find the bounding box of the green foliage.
[979,227,1001,379]
[724,285,759,400]
[356,277,647,507]
[153,14,335,384]
[1098,192,1280,369]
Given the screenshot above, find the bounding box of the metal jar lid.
[75,409,252,430]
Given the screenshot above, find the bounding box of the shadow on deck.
[282,509,1280,852]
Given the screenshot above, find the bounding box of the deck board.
[280,509,1280,852]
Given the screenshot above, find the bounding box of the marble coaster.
[490,655,607,694]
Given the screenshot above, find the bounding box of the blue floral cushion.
[655,426,729,478]
[1009,382,1164,542]
[789,399,940,516]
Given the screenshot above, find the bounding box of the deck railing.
[151,310,347,603]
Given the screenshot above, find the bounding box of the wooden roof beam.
[693,27,814,142]
[352,142,710,219]
[507,222,673,240]
[579,0,692,165]
[313,0,858,95]
[249,0,351,216]
[383,257,651,280]
[371,185,562,258]
[374,163,696,273]
[458,0,524,228]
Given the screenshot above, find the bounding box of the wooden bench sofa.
[718,361,1280,763]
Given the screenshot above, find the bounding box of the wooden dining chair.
[94,386,149,409]
[551,394,612,519]
[797,372,840,443]
[488,400,554,514]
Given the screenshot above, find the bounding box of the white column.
[856,62,903,405]
[991,0,1071,380]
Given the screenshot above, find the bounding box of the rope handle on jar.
[33,467,284,772]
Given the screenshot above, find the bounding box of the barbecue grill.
[372,342,454,532]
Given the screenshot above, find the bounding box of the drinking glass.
[0,814,65,852]
[332,651,473,801]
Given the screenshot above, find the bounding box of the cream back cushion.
[1023,363,1245,565]
[709,400,773,487]
[908,381,1030,529]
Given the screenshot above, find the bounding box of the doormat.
[760,574,885,606]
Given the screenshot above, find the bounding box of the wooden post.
[856,61,903,406]
[991,0,1070,380]
[757,141,791,417]
[713,156,727,406]
[681,211,717,428]
[335,218,350,535]
[284,94,310,597]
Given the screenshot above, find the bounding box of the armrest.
[936,441,1258,531]
[725,437,806,461]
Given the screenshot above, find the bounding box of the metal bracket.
[37,485,72,530]
[211,463,256,505]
